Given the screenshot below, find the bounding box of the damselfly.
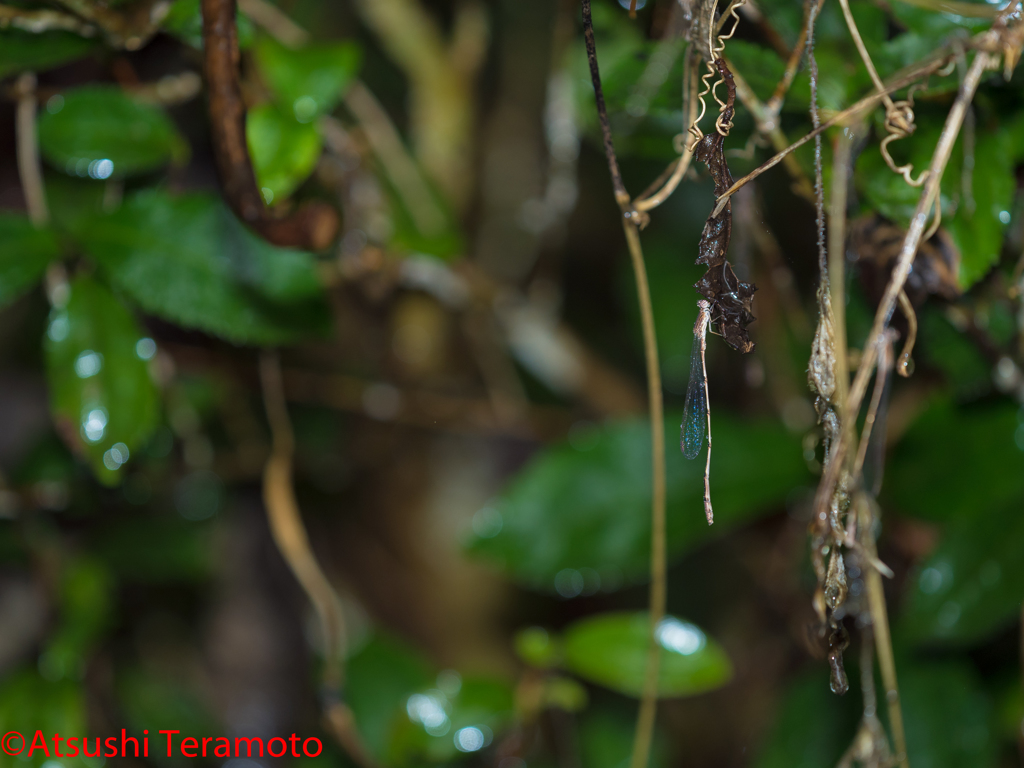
[681,299,714,525]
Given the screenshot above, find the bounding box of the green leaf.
[38,557,114,681]
[466,413,809,591]
[0,29,98,79]
[898,661,997,767]
[897,501,1024,645]
[886,399,1024,524]
[580,704,668,768]
[754,669,861,768]
[38,85,187,178]
[93,515,214,583]
[0,669,90,768]
[726,41,787,104]
[255,35,360,121]
[857,119,1013,290]
[561,612,731,698]
[514,626,562,669]
[246,102,323,202]
[163,0,254,49]
[73,189,330,345]
[916,307,990,399]
[44,276,160,486]
[0,213,60,308]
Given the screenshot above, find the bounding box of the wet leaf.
[0,29,98,78]
[44,276,160,486]
[254,35,360,121]
[246,103,323,202]
[886,400,1023,524]
[897,501,1024,645]
[0,213,60,308]
[73,189,330,345]
[38,86,187,178]
[466,413,808,591]
[561,611,731,698]
[856,120,1013,290]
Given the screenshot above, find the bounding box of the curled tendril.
[687,0,746,150]
[879,86,930,187]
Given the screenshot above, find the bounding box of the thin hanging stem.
[580,4,667,768]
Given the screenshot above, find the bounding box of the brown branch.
[200,0,338,250]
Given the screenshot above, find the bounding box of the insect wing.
[680,334,707,459]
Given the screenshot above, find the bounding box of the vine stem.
[15,73,49,227]
[581,3,666,767]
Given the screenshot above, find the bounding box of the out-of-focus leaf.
[580,704,667,768]
[44,276,160,486]
[46,175,108,233]
[38,557,113,682]
[255,36,360,121]
[466,413,808,591]
[38,86,187,178]
[562,612,732,698]
[886,400,1023,523]
[857,120,1013,290]
[754,669,860,768]
[897,501,1024,645]
[916,308,990,399]
[347,634,513,764]
[74,189,330,345]
[118,665,217,751]
[514,626,562,669]
[162,0,253,49]
[0,669,90,768]
[897,661,996,767]
[0,29,98,78]
[93,515,214,583]
[346,634,434,762]
[0,214,60,308]
[246,103,323,202]
[726,41,787,103]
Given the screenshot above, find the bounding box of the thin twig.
[858,493,909,768]
[828,124,858,408]
[14,74,49,227]
[812,48,993,530]
[580,4,667,768]
[258,353,376,768]
[711,48,965,217]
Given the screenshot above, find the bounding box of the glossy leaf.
[246,103,323,202]
[255,36,361,121]
[44,276,160,486]
[886,400,1024,524]
[0,29,98,79]
[562,612,732,698]
[466,413,809,591]
[0,213,60,308]
[897,501,1024,645]
[857,120,1013,290]
[73,189,330,345]
[38,86,186,179]
[346,635,513,764]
